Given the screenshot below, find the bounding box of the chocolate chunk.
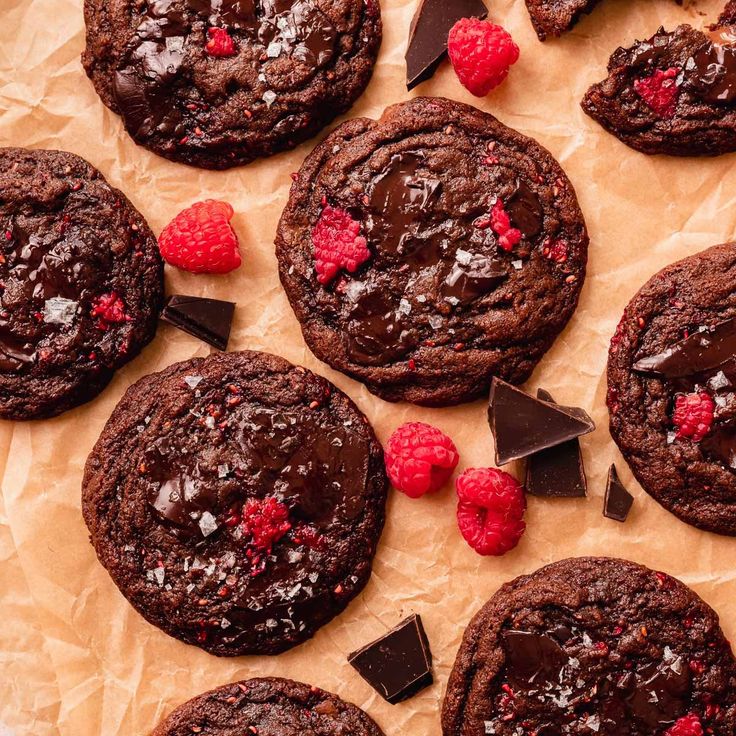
[524,389,587,497]
[405,0,488,90]
[348,614,433,703]
[161,295,235,351]
[604,464,634,522]
[488,378,595,465]
[633,318,736,378]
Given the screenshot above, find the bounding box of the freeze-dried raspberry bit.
[206,27,236,57]
[673,391,714,442]
[312,205,370,285]
[634,67,680,118]
[665,714,703,736]
[490,199,522,252]
[242,496,291,553]
[447,18,520,97]
[385,422,460,498]
[158,199,241,274]
[455,467,526,556]
[90,292,128,329]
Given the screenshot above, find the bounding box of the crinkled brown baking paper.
[2,0,736,734]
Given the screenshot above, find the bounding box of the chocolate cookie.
[582,3,736,156]
[276,97,588,406]
[525,0,601,41]
[82,0,381,169]
[0,148,163,421]
[442,556,736,735]
[82,350,387,655]
[152,677,386,736]
[607,242,736,535]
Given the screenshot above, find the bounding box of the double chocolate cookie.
[82,350,387,655]
[82,0,381,169]
[276,97,588,406]
[0,148,163,421]
[443,557,736,735]
[152,677,386,736]
[608,242,736,535]
[582,3,736,155]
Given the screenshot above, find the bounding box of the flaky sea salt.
[43,297,77,325]
[198,511,218,537]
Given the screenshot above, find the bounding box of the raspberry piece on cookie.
[159,199,241,274]
[448,18,519,96]
[665,714,703,736]
[385,422,459,498]
[673,391,714,442]
[633,67,680,118]
[312,205,370,285]
[455,467,526,556]
[205,27,236,57]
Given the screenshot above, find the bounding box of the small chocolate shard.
[348,613,433,703]
[488,378,595,466]
[405,0,488,90]
[633,318,736,379]
[524,389,587,497]
[604,464,634,522]
[161,295,235,351]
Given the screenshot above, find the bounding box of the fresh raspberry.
[385,422,460,498]
[90,292,128,330]
[490,199,522,252]
[242,497,291,553]
[456,468,526,556]
[673,391,714,442]
[205,27,236,57]
[665,715,703,736]
[312,205,370,285]
[447,18,520,97]
[634,67,680,118]
[158,200,241,274]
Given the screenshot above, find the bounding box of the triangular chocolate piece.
[524,389,587,497]
[603,464,633,522]
[348,614,433,703]
[161,295,235,351]
[488,378,595,466]
[405,0,488,90]
[633,318,736,379]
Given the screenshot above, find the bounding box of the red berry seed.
[385,422,460,498]
[455,468,526,556]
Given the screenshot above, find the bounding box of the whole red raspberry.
[385,422,460,498]
[447,18,520,97]
[455,468,526,556]
[205,27,236,57]
[312,205,371,285]
[490,199,522,252]
[90,292,128,330]
[158,200,241,274]
[673,391,714,442]
[634,67,680,118]
[665,714,703,736]
[242,497,291,553]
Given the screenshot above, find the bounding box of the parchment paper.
[2,0,736,733]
